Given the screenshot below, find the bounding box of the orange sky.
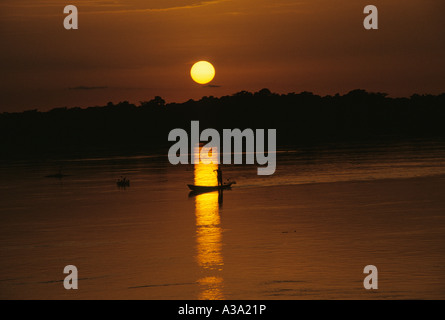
[1,0,444,112]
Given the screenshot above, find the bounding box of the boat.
[187,181,235,193]
[45,173,69,178]
[45,167,69,178]
[116,178,130,187]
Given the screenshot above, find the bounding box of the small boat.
[187,182,235,193]
[45,173,69,178]
[116,178,130,187]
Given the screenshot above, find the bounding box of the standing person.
[214,167,223,186]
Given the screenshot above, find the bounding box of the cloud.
[91,0,228,14]
[0,0,227,14]
[205,84,222,88]
[69,86,108,90]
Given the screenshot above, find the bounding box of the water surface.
[1,141,445,299]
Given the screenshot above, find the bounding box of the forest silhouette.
[1,89,445,159]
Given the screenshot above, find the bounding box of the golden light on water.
[193,145,224,299]
[194,145,218,186]
[197,276,224,300]
[195,192,223,270]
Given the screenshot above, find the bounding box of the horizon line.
[2,88,445,115]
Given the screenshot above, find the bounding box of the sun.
[190,61,215,84]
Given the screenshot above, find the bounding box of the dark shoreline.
[1,89,445,161]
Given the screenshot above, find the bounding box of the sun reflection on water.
[194,145,224,300]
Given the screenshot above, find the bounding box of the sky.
[0,0,444,112]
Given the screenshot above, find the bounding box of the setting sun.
[190,61,215,85]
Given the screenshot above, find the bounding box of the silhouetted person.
[214,167,223,186]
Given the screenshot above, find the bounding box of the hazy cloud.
[69,86,108,90]
[0,0,227,13]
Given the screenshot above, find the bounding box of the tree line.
[1,89,445,159]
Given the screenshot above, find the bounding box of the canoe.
[187,182,235,193]
[45,173,69,178]
[117,180,130,187]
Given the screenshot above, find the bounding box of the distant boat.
[116,178,130,187]
[187,181,235,193]
[45,172,69,178]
